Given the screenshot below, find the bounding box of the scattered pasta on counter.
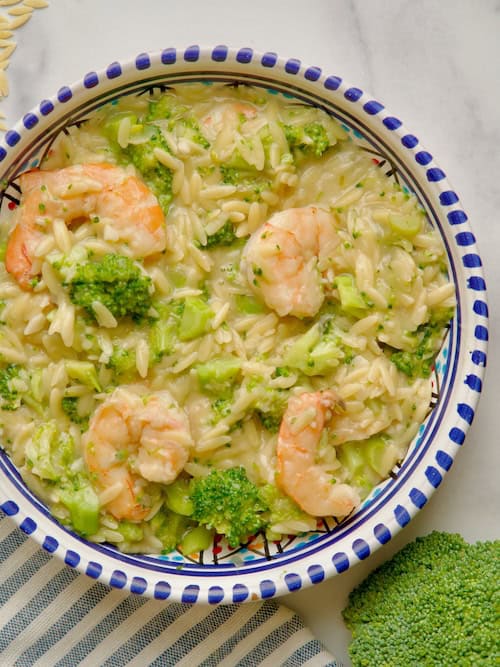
[0,0,49,131]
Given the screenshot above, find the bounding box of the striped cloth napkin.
[0,513,340,666]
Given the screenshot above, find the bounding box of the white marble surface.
[2,1,499,664]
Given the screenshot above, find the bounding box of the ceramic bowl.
[0,46,487,603]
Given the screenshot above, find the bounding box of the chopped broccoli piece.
[123,128,173,212]
[25,420,98,535]
[211,396,233,420]
[0,364,29,411]
[151,507,193,554]
[61,396,89,428]
[235,294,266,314]
[179,525,214,555]
[219,165,271,197]
[249,379,288,433]
[335,274,368,316]
[343,531,500,667]
[164,477,194,517]
[337,435,401,497]
[203,221,238,249]
[388,213,422,238]
[149,318,178,363]
[58,481,99,536]
[284,121,331,157]
[68,254,153,322]
[390,310,453,378]
[103,110,173,214]
[178,297,213,341]
[106,346,136,376]
[284,318,349,376]
[259,484,315,540]
[220,165,243,185]
[391,348,433,378]
[195,357,242,395]
[256,410,282,433]
[190,467,269,547]
[65,360,101,392]
[116,521,144,543]
[25,420,74,482]
[146,97,210,148]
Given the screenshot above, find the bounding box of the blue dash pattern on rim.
[0,45,487,603]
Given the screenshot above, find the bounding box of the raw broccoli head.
[190,467,269,547]
[342,531,499,666]
[68,254,153,322]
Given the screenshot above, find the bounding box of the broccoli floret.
[106,346,136,376]
[68,254,153,322]
[343,531,500,667]
[256,410,282,433]
[25,420,74,482]
[0,364,29,411]
[190,467,269,547]
[284,121,331,157]
[390,310,453,378]
[103,109,173,214]
[146,97,210,149]
[202,221,238,249]
[284,317,350,376]
[250,380,288,433]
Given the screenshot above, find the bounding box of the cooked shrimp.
[277,390,360,517]
[242,206,340,318]
[5,163,166,289]
[83,387,193,522]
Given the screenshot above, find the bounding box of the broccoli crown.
[0,364,27,411]
[284,121,331,157]
[342,531,500,666]
[190,467,269,547]
[68,254,152,321]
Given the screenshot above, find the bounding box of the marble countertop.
[2,1,498,664]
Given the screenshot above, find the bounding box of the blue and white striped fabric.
[0,514,340,666]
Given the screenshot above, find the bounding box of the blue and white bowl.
[0,46,487,603]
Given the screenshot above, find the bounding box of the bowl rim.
[0,45,488,604]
